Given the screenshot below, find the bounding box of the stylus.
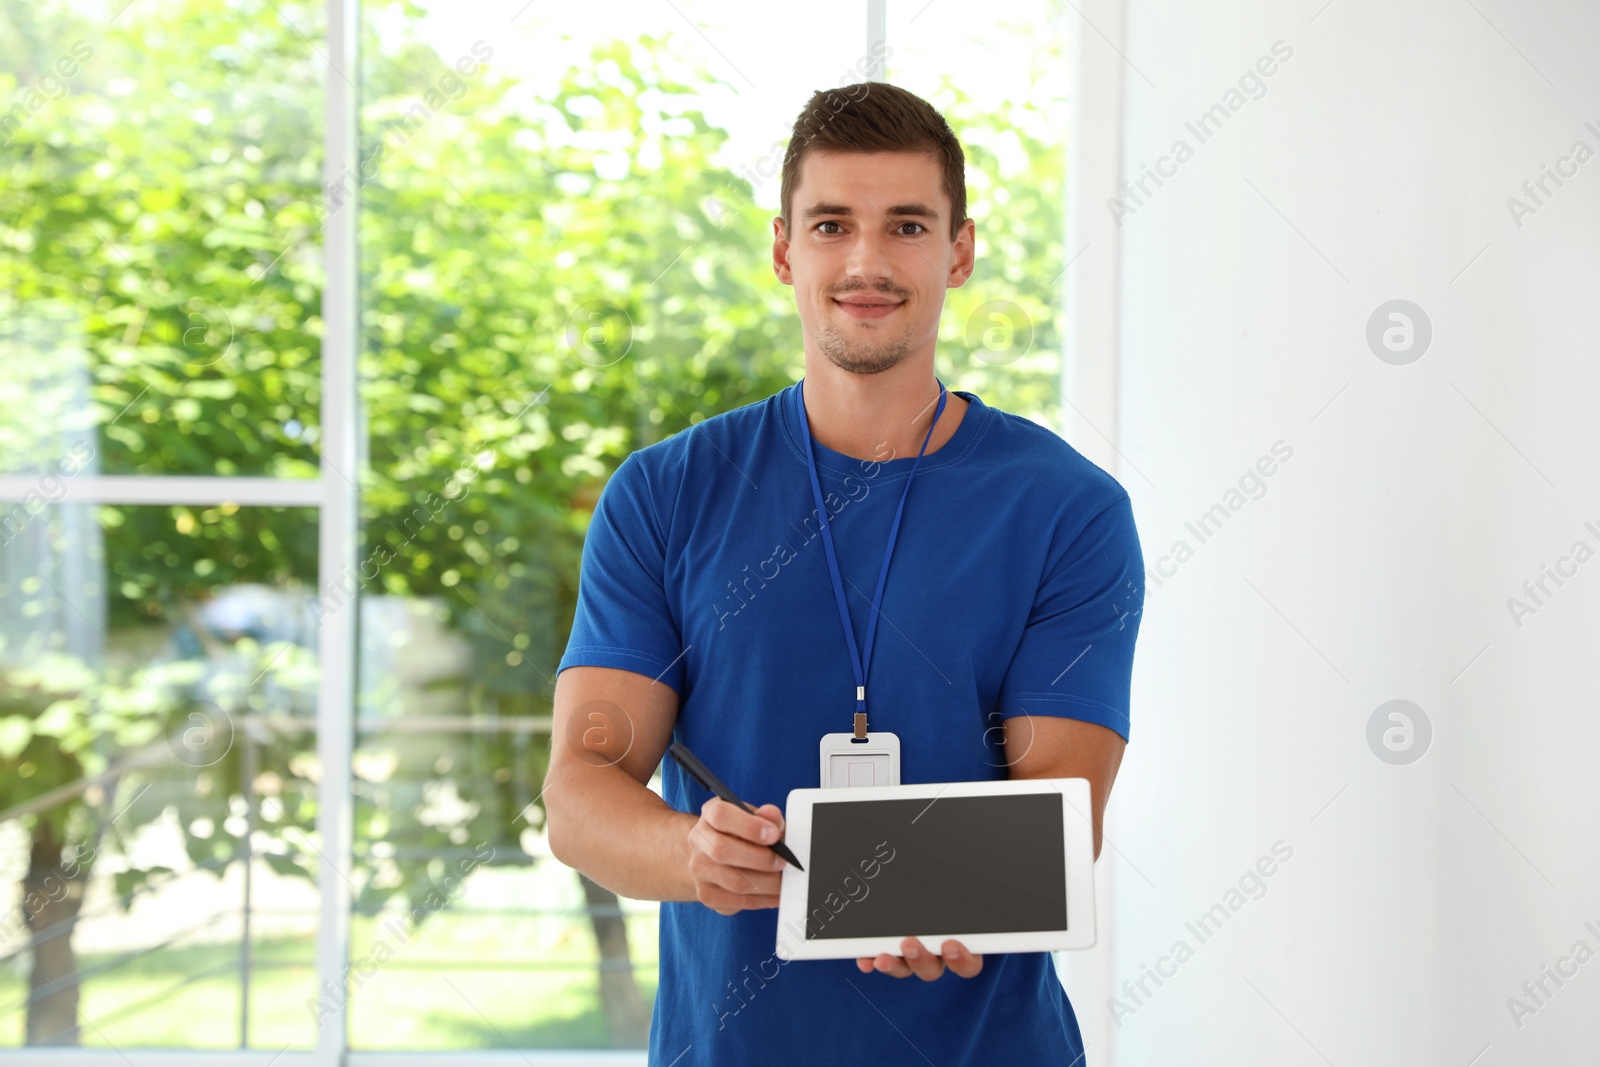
[667,741,805,872]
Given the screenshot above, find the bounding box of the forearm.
[545,762,699,902]
[1003,716,1126,862]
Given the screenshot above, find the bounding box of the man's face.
[774,149,974,375]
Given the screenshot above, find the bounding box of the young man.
[545,81,1143,1065]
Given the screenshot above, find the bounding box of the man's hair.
[779,81,967,242]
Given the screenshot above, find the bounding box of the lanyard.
[795,377,949,737]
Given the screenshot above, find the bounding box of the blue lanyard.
[795,377,949,735]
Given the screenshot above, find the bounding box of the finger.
[691,821,787,872]
[753,803,786,832]
[900,937,946,981]
[871,953,914,978]
[694,849,782,898]
[689,820,780,873]
[700,796,785,846]
[941,940,984,978]
[702,797,785,845]
[856,957,875,973]
[698,885,781,914]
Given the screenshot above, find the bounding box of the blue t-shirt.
[558,381,1144,1066]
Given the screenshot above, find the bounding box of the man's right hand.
[687,797,788,915]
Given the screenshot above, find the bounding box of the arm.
[543,665,788,910]
[1001,714,1126,861]
[542,665,693,901]
[547,454,787,908]
[994,489,1139,864]
[861,490,1141,982]
[855,717,1126,982]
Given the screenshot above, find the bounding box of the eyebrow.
[800,202,941,222]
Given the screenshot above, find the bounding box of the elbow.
[541,772,573,865]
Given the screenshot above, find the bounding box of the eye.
[897,222,927,235]
[815,221,844,235]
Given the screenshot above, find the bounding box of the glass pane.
[352,0,864,1050]
[887,0,1072,426]
[0,504,321,1049]
[0,1,324,477]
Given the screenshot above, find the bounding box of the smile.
[833,299,904,319]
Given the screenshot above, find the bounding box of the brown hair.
[779,81,967,242]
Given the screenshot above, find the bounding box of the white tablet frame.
[774,777,1097,961]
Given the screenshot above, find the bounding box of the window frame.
[0,0,1126,1060]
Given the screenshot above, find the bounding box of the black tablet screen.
[803,792,1068,940]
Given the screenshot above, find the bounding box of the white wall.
[1101,2,1600,1064]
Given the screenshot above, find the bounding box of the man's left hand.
[856,936,983,980]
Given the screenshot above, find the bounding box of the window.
[0,0,1080,1060]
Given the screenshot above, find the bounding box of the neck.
[799,358,968,463]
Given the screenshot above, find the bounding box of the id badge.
[818,731,901,788]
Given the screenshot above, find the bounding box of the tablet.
[774,777,1096,961]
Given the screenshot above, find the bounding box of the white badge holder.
[819,730,900,788]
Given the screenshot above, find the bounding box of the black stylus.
[667,741,804,872]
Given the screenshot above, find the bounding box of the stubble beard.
[816,315,914,375]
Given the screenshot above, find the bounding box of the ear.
[772,216,793,285]
[947,217,976,289]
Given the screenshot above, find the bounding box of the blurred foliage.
[0,0,1070,1038]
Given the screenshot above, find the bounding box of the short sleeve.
[557,451,686,693]
[996,490,1144,741]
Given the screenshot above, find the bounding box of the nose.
[841,225,896,294]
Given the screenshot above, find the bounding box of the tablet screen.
[804,792,1068,940]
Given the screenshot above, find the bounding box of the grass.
[0,910,661,1050]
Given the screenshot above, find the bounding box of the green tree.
[2,0,1069,1048]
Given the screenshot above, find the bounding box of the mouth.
[832,297,904,320]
